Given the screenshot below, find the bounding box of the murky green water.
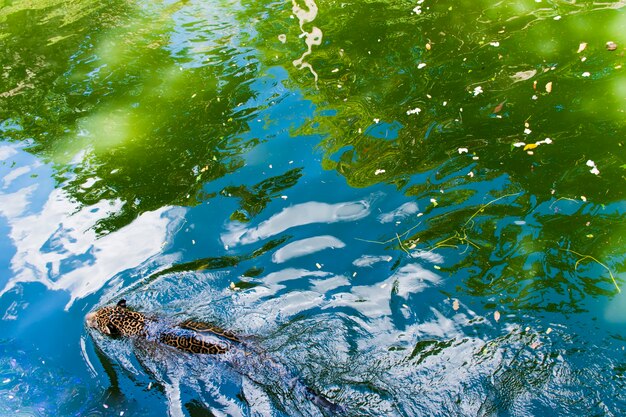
[0,0,625,415]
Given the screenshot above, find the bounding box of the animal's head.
[86,299,146,337]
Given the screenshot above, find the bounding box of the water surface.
[0,0,625,416]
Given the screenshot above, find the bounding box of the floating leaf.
[510,69,536,82]
[523,143,538,151]
[545,82,553,93]
[493,101,505,113]
[452,299,460,311]
[577,42,587,53]
[494,311,501,322]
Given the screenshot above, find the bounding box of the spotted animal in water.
[86,300,345,414]
[86,299,239,354]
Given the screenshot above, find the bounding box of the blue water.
[1,1,626,416]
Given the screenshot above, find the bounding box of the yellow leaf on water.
[523,143,538,151]
[545,82,553,93]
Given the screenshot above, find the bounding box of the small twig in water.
[355,222,421,246]
[549,197,580,209]
[464,192,522,229]
[561,248,620,293]
[396,233,411,256]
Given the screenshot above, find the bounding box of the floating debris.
[452,299,460,310]
[586,159,600,175]
[606,41,618,51]
[582,72,591,77]
[519,137,552,151]
[406,107,421,115]
[418,63,427,69]
[278,34,287,43]
[577,42,587,53]
[494,311,501,322]
[458,147,469,154]
[473,86,483,96]
[545,81,553,93]
[511,69,536,82]
[375,169,386,175]
[412,0,424,14]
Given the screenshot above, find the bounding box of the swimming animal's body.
[85,299,237,354]
[86,300,344,414]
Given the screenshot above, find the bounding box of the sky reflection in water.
[0,0,625,416]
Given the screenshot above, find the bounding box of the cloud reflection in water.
[0,164,183,309]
